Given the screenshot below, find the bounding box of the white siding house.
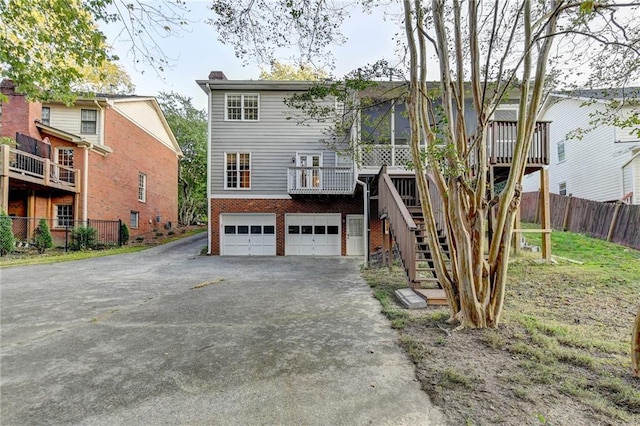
[522,92,640,203]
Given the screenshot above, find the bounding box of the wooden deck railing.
[489,120,550,165]
[0,145,79,192]
[287,166,356,195]
[378,169,418,283]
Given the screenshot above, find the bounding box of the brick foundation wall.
[211,197,372,256]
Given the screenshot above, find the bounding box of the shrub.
[0,211,15,256]
[71,226,97,251]
[120,223,130,245]
[33,218,53,254]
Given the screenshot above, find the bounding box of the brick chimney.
[0,80,42,140]
[208,71,228,80]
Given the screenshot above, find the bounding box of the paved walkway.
[1,234,444,425]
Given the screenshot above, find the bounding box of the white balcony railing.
[1,145,79,191]
[361,145,411,168]
[287,166,356,195]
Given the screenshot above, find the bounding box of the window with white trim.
[42,106,51,125]
[138,173,147,202]
[225,152,251,189]
[559,182,567,196]
[130,211,139,229]
[557,141,566,162]
[55,204,74,228]
[56,148,75,183]
[225,94,259,121]
[81,109,97,134]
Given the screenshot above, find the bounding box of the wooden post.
[0,145,9,213]
[607,201,622,242]
[381,218,389,267]
[540,169,551,262]
[387,221,393,271]
[512,205,521,253]
[562,194,573,231]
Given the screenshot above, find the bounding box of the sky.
[102,2,404,110]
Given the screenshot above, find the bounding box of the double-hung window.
[225,152,251,189]
[225,94,259,121]
[138,173,147,202]
[56,148,74,183]
[559,182,567,196]
[55,204,74,228]
[557,141,566,163]
[41,107,51,125]
[81,109,97,134]
[130,211,139,229]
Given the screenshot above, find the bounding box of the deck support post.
[540,168,551,262]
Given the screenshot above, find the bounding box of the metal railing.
[1,145,78,190]
[10,217,122,251]
[287,166,356,195]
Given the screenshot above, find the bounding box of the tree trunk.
[633,305,640,377]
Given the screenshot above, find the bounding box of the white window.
[225,94,259,121]
[130,211,139,229]
[138,173,147,202]
[559,182,567,196]
[55,204,74,228]
[41,107,50,125]
[224,152,251,189]
[557,141,566,163]
[55,148,75,183]
[81,109,97,134]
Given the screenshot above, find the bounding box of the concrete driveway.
[0,233,444,425]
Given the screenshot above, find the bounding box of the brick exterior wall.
[211,197,371,255]
[0,81,42,140]
[87,107,179,235]
[2,87,179,238]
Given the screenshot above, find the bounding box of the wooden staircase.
[378,169,449,305]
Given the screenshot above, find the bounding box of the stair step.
[416,267,437,272]
[414,289,448,306]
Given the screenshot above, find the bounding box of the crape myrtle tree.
[209,0,640,328]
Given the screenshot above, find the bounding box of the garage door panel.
[285,214,341,256]
[221,214,276,256]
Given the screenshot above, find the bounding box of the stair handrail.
[379,169,418,283]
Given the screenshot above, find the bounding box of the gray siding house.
[197,72,369,257]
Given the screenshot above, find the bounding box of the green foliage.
[71,226,97,251]
[33,218,53,254]
[0,0,110,103]
[157,92,207,225]
[0,136,17,147]
[120,222,129,245]
[259,60,329,81]
[0,211,15,256]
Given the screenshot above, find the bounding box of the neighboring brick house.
[0,80,182,241]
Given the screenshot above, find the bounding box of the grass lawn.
[363,226,640,425]
[0,227,206,268]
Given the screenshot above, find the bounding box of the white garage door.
[285,214,341,256]
[220,214,276,256]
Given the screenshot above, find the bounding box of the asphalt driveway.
[1,233,444,425]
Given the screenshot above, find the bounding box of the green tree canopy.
[259,61,329,81]
[157,92,207,225]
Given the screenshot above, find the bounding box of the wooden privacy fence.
[520,192,640,251]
